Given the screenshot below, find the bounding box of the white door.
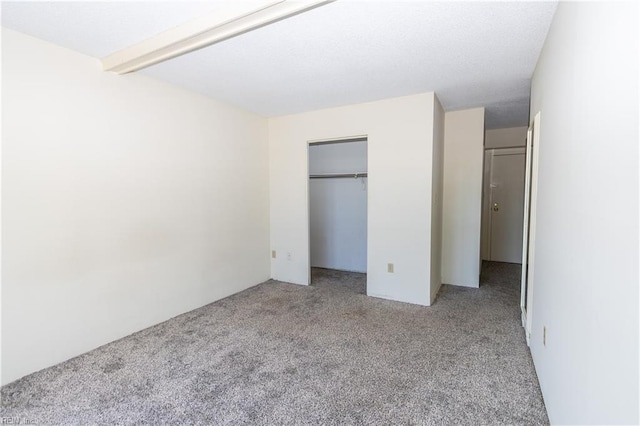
[488,148,526,263]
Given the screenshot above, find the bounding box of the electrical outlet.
[271,250,276,259]
[543,326,547,346]
[387,263,394,273]
[287,252,292,261]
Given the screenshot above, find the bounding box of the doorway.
[481,147,526,263]
[307,137,368,293]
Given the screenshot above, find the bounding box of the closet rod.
[309,172,368,179]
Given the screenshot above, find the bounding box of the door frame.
[521,111,541,344]
[306,135,369,285]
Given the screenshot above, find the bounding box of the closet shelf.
[309,172,368,179]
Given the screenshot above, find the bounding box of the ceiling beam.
[102,0,334,75]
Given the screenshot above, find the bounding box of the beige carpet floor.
[1,262,548,425]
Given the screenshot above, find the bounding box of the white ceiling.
[1,1,557,129]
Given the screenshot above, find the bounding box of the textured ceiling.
[1,1,557,129]
[1,1,221,57]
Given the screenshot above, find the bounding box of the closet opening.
[307,136,368,295]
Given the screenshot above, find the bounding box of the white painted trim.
[102,0,334,74]
[525,111,541,341]
[521,127,533,328]
[308,134,368,145]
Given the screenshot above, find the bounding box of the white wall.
[528,2,638,424]
[484,126,527,149]
[441,108,485,288]
[309,141,367,273]
[430,97,445,302]
[269,93,439,306]
[1,29,270,385]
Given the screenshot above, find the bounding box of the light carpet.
[1,262,548,425]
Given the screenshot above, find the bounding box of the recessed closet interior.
[308,138,368,285]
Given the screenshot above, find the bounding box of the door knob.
[493,202,499,211]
